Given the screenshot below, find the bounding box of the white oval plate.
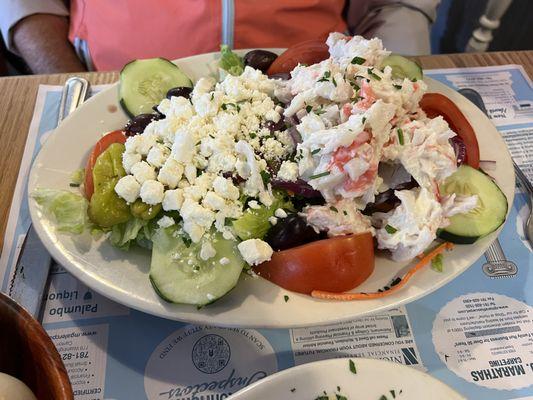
[28,51,514,328]
[227,357,465,399]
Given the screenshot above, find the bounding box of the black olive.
[222,171,245,184]
[243,50,278,73]
[152,105,165,118]
[166,86,192,99]
[263,115,285,133]
[264,214,324,251]
[124,113,163,137]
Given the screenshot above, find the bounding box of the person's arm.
[347,0,440,55]
[12,13,85,73]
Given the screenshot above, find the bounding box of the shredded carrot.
[311,242,454,301]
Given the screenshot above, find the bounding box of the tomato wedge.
[253,232,374,294]
[84,130,126,199]
[267,39,329,76]
[419,93,480,169]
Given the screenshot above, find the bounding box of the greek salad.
[33,33,508,306]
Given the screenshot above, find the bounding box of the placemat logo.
[192,334,231,374]
[432,292,533,390]
[144,326,278,399]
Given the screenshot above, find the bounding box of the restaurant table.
[0,50,532,249]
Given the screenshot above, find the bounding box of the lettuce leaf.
[32,188,90,234]
[134,218,160,250]
[219,45,244,76]
[109,217,147,250]
[232,192,294,241]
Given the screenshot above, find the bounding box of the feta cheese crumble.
[157,216,175,228]
[200,242,216,260]
[115,66,292,243]
[237,239,274,266]
[114,175,140,203]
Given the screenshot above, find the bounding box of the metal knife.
[8,77,90,318]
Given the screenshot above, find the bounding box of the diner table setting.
[0,43,532,400]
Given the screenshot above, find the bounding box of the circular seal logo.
[432,292,533,390]
[191,334,231,374]
[144,326,277,399]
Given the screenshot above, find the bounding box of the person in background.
[0,0,439,74]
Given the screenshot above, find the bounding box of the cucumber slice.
[438,165,508,244]
[119,58,192,117]
[381,54,423,81]
[149,226,244,305]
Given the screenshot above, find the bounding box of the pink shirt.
[69,0,347,71]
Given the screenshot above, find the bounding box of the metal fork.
[8,77,89,318]
[513,162,533,247]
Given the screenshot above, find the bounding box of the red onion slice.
[271,179,322,198]
[450,136,467,166]
[288,126,302,145]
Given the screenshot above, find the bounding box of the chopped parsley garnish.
[284,295,290,302]
[336,395,347,400]
[311,148,321,155]
[411,77,418,82]
[221,102,240,112]
[332,76,337,87]
[343,210,348,216]
[249,132,257,139]
[351,56,366,65]
[385,224,398,234]
[317,71,331,82]
[391,277,402,286]
[362,117,366,124]
[379,392,402,400]
[210,92,214,100]
[315,396,328,400]
[260,170,271,185]
[393,84,402,90]
[183,236,192,247]
[291,148,302,162]
[290,388,296,393]
[431,253,444,273]
[349,359,357,374]
[69,183,80,187]
[397,128,404,145]
[309,171,330,180]
[306,105,313,113]
[330,206,338,213]
[337,386,341,392]
[368,68,382,81]
[314,105,326,115]
[350,81,360,91]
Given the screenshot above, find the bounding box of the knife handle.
[57,77,89,123]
